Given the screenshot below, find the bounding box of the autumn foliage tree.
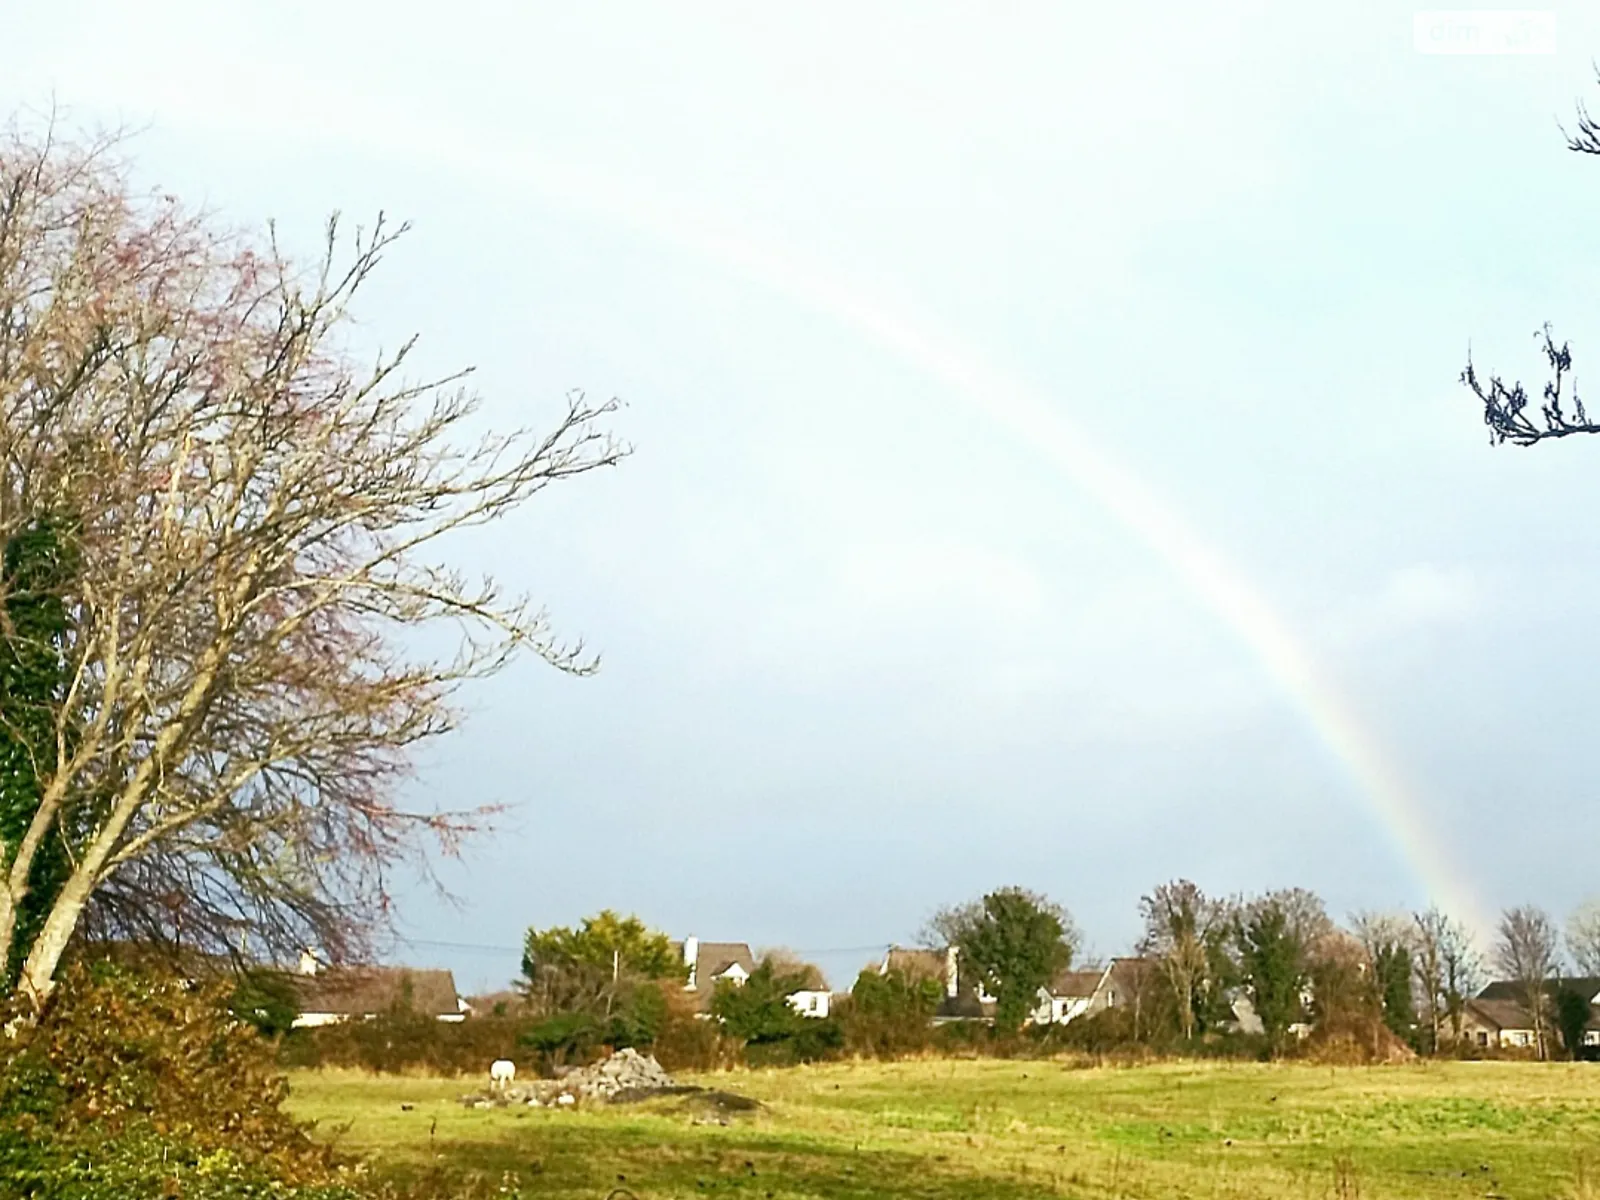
[0,123,627,1005]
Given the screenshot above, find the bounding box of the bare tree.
[1408,908,1480,1052]
[1568,898,1600,977]
[1463,76,1600,444]
[1139,879,1228,1041]
[0,123,627,1004]
[1494,906,1561,1059]
[1437,916,1482,1046]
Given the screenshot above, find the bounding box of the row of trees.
[509,886,1600,1069]
[948,884,1598,1061]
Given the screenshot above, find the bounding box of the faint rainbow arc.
[390,133,1490,933]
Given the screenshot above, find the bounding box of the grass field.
[286,1059,1600,1199]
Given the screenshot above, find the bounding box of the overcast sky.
[9,1,1600,992]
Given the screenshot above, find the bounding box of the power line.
[394,937,520,955]
[393,936,896,957]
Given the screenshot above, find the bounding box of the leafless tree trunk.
[0,122,627,1004]
[1139,880,1224,1042]
[1404,910,1446,1053]
[1495,906,1560,1060]
[1404,908,1482,1054]
[1435,913,1482,1047]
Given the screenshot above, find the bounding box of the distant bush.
[839,968,941,1058]
[712,960,842,1066]
[281,1011,540,1077]
[650,987,741,1073]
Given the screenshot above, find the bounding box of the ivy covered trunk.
[0,518,77,988]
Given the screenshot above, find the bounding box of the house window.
[1477,1032,1488,1047]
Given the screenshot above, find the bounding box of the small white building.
[787,989,833,1019]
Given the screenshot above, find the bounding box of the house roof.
[1464,997,1540,1032]
[1465,995,1600,1033]
[668,939,757,1013]
[1478,978,1600,1004]
[294,966,461,1019]
[1102,957,1159,999]
[686,942,754,985]
[882,947,948,982]
[1046,968,1105,998]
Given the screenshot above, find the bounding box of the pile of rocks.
[554,1047,677,1102]
[462,1048,683,1109]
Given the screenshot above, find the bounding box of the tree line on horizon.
[504,884,1600,1068]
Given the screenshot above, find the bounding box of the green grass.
[285,1059,1600,1198]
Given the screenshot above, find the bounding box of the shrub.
[711,959,841,1064]
[0,962,361,1199]
[839,968,941,1058]
[280,1012,539,1076]
[651,987,740,1073]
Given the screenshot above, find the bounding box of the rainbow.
[222,101,1488,934]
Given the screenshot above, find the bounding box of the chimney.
[298,949,320,977]
[945,946,959,998]
[683,936,699,990]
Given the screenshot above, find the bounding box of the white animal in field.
[489,1059,516,1089]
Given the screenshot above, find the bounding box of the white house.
[1029,959,1160,1027]
[1461,978,1600,1051]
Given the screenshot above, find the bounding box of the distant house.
[289,952,467,1028]
[672,937,756,1013]
[1461,978,1600,1050]
[1030,958,1159,1026]
[1032,967,1107,1025]
[878,945,997,1024]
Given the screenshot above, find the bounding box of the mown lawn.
[285,1059,1600,1198]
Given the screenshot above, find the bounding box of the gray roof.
[1478,978,1600,1004]
[1046,968,1105,998]
[295,966,461,1019]
[670,939,756,1012]
[883,947,948,982]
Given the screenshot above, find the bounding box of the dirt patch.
[608,1084,707,1104]
[682,1089,763,1114]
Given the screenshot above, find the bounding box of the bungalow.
[1461,978,1600,1050]
[290,952,467,1028]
